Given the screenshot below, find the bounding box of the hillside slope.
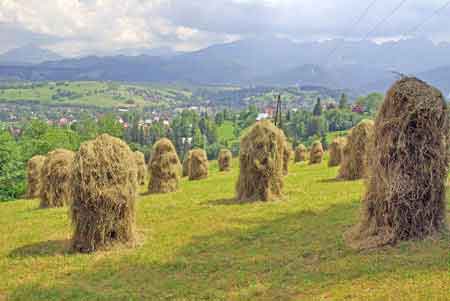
[1,159,449,300]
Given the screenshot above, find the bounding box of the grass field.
[1,158,449,300]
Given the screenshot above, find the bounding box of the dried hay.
[134,151,147,185]
[328,137,347,167]
[236,120,285,202]
[148,138,181,193]
[71,134,137,253]
[337,120,374,180]
[294,144,307,163]
[309,141,324,165]
[40,149,75,208]
[218,149,232,172]
[345,77,450,250]
[27,155,46,199]
[182,151,192,177]
[188,149,209,180]
[282,140,293,176]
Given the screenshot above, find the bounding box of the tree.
[98,113,124,138]
[339,93,348,110]
[0,131,26,200]
[313,98,323,116]
[192,126,205,149]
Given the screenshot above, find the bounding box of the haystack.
[27,155,46,199]
[182,151,192,177]
[218,149,232,172]
[282,141,293,176]
[345,78,449,250]
[71,134,137,253]
[189,149,209,180]
[236,120,285,202]
[309,141,324,165]
[337,120,374,180]
[134,151,146,185]
[294,144,307,163]
[40,149,75,208]
[328,137,347,167]
[148,138,181,193]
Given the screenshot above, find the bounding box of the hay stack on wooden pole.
[328,137,346,167]
[148,138,181,193]
[218,149,232,172]
[345,78,450,250]
[182,151,192,177]
[134,151,146,185]
[282,141,292,176]
[27,155,46,199]
[40,149,75,208]
[294,144,307,163]
[71,134,137,253]
[309,141,324,165]
[188,149,209,180]
[236,120,285,202]
[337,120,374,180]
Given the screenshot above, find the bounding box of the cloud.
[0,0,450,56]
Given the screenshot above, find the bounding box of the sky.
[1,0,450,57]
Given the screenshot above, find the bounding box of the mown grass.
[0,159,449,300]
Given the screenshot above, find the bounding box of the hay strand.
[345,78,450,249]
[236,120,285,202]
[188,149,208,180]
[40,149,75,208]
[218,149,232,172]
[309,141,324,165]
[71,134,137,253]
[328,137,346,167]
[148,138,181,193]
[27,155,46,199]
[294,144,307,163]
[134,151,147,185]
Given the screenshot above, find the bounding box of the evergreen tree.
[339,93,348,110]
[313,98,323,116]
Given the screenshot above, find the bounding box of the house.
[256,113,270,121]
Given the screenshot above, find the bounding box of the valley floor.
[0,159,449,300]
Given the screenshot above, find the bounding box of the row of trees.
[0,93,382,201]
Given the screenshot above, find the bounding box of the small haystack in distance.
[346,78,449,250]
[218,149,232,172]
[27,155,46,199]
[148,138,181,193]
[236,120,285,202]
[328,137,347,167]
[182,151,192,177]
[282,140,293,176]
[309,141,324,165]
[40,149,75,208]
[337,120,374,180]
[189,149,209,180]
[294,144,307,163]
[134,151,147,185]
[71,134,137,253]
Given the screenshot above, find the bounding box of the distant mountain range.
[1,38,450,95]
[0,45,63,65]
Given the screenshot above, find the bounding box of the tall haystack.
[236,120,285,202]
[40,149,75,208]
[27,155,46,199]
[309,141,324,165]
[218,149,232,172]
[148,138,181,193]
[294,144,307,163]
[71,134,137,253]
[328,137,347,167]
[345,78,449,250]
[337,120,374,180]
[182,151,192,177]
[189,149,209,180]
[282,141,293,176]
[134,151,146,185]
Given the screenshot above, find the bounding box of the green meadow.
[1,158,449,300]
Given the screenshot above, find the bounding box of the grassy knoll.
[0,159,449,300]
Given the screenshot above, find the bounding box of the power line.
[403,0,450,37]
[362,0,409,40]
[324,0,379,63]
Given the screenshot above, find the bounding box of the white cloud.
[0,0,450,56]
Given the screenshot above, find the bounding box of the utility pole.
[274,94,282,128]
